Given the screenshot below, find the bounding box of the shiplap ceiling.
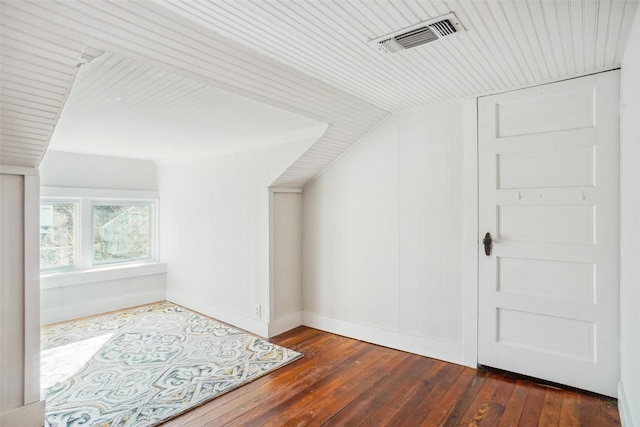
[161,0,638,112]
[1,0,638,186]
[50,52,327,163]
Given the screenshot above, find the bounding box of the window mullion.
[80,197,93,269]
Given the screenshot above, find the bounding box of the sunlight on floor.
[41,333,113,393]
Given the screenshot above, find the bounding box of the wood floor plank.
[519,384,547,427]
[558,390,581,426]
[417,367,478,426]
[318,352,416,425]
[158,327,621,427]
[271,326,324,348]
[263,342,406,425]
[497,380,530,427]
[439,369,489,427]
[397,363,467,427]
[538,387,564,427]
[579,393,603,427]
[382,361,455,426]
[370,358,446,426]
[455,371,505,427]
[600,396,622,426]
[350,356,440,426]
[275,326,328,350]
[479,373,517,426]
[240,343,379,425]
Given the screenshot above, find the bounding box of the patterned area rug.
[41,302,302,426]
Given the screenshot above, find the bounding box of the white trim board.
[166,291,269,338]
[269,187,303,193]
[461,97,479,368]
[619,382,634,427]
[0,165,38,176]
[268,311,303,338]
[41,262,167,289]
[0,400,45,427]
[302,311,465,366]
[23,174,41,403]
[41,186,159,199]
[42,288,166,326]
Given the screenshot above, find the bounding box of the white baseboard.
[41,289,166,325]
[302,311,465,365]
[159,296,463,364]
[268,311,302,337]
[167,290,269,337]
[619,382,635,427]
[1,400,45,427]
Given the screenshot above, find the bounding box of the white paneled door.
[478,71,620,397]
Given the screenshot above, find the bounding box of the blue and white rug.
[41,302,302,426]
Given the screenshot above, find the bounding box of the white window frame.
[40,187,164,289]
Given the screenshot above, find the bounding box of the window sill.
[41,262,167,289]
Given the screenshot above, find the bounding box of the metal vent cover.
[370,12,464,53]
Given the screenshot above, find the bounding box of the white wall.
[269,191,303,336]
[619,5,640,426]
[302,101,468,364]
[40,150,157,190]
[0,168,45,426]
[39,151,166,324]
[159,139,315,337]
[41,273,166,325]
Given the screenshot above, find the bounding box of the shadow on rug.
[41,302,302,426]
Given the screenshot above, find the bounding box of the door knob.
[482,232,492,256]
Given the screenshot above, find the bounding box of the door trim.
[462,98,479,368]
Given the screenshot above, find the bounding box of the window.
[92,204,152,264]
[40,192,157,273]
[40,201,77,270]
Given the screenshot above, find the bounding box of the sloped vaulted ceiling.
[0,0,388,187]
[49,52,330,164]
[1,0,638,187]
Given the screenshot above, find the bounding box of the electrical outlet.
[254,304,261,318]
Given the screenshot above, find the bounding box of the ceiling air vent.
[370,12,464,54]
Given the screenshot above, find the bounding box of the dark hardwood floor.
[161,326,620,427]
